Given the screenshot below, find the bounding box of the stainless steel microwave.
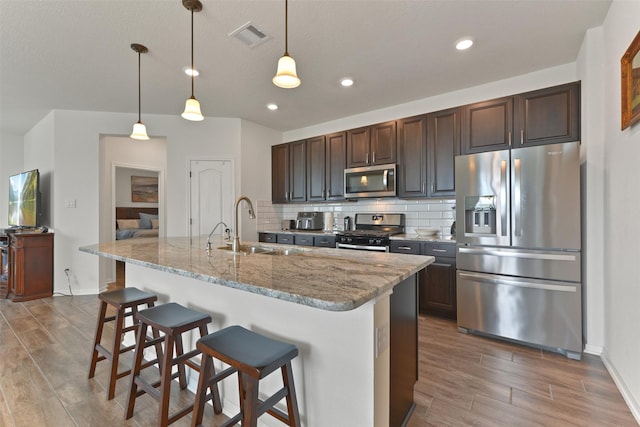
[344,164,397,198]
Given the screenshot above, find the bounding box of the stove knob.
[368,238,375,245]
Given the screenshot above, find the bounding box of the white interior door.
[189,160,233,240]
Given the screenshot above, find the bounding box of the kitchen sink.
[216,245,306,256]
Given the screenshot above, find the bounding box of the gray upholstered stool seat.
[192,325,300,427]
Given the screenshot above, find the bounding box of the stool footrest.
[172,349,199,366]
[258,387,289,421]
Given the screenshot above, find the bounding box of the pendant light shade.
[273,0,301,88]
[182,0,204,121]
[130,43,149,140]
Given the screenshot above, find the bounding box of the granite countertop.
[80,236,433,312]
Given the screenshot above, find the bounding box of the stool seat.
[198,325,298,380]
[192,325,301,427]
[126,302,221,427]
[89,287,158,400]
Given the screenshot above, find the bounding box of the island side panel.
[126,263,386,427]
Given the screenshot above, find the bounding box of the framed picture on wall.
[621,30,640,130]
[131,176,158,202]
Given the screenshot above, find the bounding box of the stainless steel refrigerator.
[455,141,582,359]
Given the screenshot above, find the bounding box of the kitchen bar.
[80,236,433,426]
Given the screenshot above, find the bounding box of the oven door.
[344,164,396,198]
[336,242,389,252]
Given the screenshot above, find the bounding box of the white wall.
[22,109,274,294]
[23,113,55,227]
[0,133,25,226]
[599,0,640,420]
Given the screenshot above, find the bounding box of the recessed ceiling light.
[183,66,199,77]
[456,38,473,50]
[267,103,278,110]
[340,78,354,87]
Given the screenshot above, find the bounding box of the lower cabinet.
[313,235,336,248]
[391,240,457,319]
[7,232,54,302]
[258,232,277,243]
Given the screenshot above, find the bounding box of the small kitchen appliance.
[295,212,324,230]
[323,212,334,232]
[344,164,397,198]
[336,213,405,252]
[281,219,296,230]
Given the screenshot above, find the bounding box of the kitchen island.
[80,236,433,427]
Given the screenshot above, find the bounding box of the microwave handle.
[383,169,388,189]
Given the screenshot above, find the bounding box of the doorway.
[189,159,234,241]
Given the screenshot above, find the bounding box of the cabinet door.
[325,132,346,201]
[397,115,427,198]
[427,107,460,197]
[371,120,397,165]
[306,136,326,202]
[271,144,289,203]
[259,233,277,243]
[514,82,580,147]
[389,240,421,255]
[346,126,371,168]
[276,234,294,244]
[420,258,457,319]
[314,235,336,247]
[288,140,307,202]
[462,96,513,154]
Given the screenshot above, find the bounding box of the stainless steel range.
[336,213,405,252]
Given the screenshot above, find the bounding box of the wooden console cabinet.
[7,232,54,302]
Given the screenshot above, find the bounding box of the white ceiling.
[0,0,611,136]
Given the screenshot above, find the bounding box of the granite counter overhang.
[262,229,456,243]
[80,236,434,312]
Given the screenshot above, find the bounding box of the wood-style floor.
[0,294,637,426]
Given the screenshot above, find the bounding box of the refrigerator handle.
[514,158,521,237]
[500,160,508,236]
[458,271,578,292]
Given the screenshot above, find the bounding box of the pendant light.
[273,0,301,88]
[130,43,149,140]
[181,0,204,121]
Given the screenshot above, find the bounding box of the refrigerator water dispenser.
[464,196,496,235]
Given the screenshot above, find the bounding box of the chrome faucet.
[232,196,256,253]
[205,221,230,253]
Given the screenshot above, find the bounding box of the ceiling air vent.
[229,22,270,48]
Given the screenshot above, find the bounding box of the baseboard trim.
[583,343,603,355]
[601,352,640,425]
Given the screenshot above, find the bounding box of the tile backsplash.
[256,198,456,239]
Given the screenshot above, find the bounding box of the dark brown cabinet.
[420,242,456,319]
[314,235,336,248]
[397,115,427,198]
[347,121,397,168]
[306,136,326,202]
[272,141,307,203]
[427,107,460,197]
[462,82,580,154]
[7,232,54,302]
[515,82,580,148]
[271,143,290,204]
[462,96,514,154]
[258,233,277,243]
[276,234,294,245]
[306,132,347,202]
[325,132,347,201]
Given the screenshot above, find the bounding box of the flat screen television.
[8,169,41,228]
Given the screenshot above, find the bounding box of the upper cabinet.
[271,141,306,203]
[306,136,326,202]
[515,82,580,148]
[325,131,347,201]
[397,115,427,198]
[347,121,397,168]
[462,82,580,154]
[427,107,460,197]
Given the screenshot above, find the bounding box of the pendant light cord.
[137,51,142,122]
[190,8,195,97]
[284,0,289,55]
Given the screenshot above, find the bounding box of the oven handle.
[336,243,389,252]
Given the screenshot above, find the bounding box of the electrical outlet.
[375,322,389,358]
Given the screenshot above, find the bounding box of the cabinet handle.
[431,183,434,194]
[366,152,370,165]
[398,246,413,250]
[372,151,376,164]
[432,249,447,253]
[285,191,288,201]
[520,129,524,144]
[422,182,425,193]
[508,131,512,147]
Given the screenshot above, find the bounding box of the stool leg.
[126,321,148,420]
[191,353,214,427]
[282,362,301,427]
[106,305,126,400]
[197,323,222,415]
[241,373,260,427]
[174,333,188,389]
[159,333,175,427]
[88,301,108,379]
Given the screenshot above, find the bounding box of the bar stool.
[191,325,301,427]
[88,287,158,400]
[125,302,222,427]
